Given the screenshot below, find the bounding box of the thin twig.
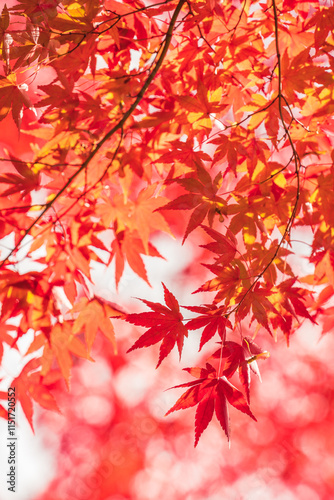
[0,0,186,269]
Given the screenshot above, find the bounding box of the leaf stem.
[225,0,301,318]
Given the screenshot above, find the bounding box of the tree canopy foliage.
[1,0,334,454]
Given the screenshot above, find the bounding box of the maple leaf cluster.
[0,0,333,446]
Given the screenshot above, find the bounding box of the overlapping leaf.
[127,283,188,367]
[184,304,230,350]
[157,163,226,243]
[166,362,256,446]
[208,338,270,403]
[11,358,60,431]
[0,73,36,129]
[0,0,333,448]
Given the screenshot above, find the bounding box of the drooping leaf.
[208,338,270,402]
[184,303,229,350]
[156,164,226,243]
[126,283,188,367]
[166,362,256,445]
[72,297,122,353]
[11,357,59,432]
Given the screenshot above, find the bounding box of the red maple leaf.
[11,358,60,431]
[0,74,36,129]
[0,152,40,196]
[0,390,8,419]
[208,338,270,402]
[156,163,226,243]
[200,225,238,266]
[166,362,256,446]
[110,229,164,288]
[183,303,230,350]
[126,283,188,367]
[278,278,316,324]
[0,323,17,365]
[194,262,243,304]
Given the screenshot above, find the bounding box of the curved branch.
[226,0,302,318]
[0,0,186,269]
